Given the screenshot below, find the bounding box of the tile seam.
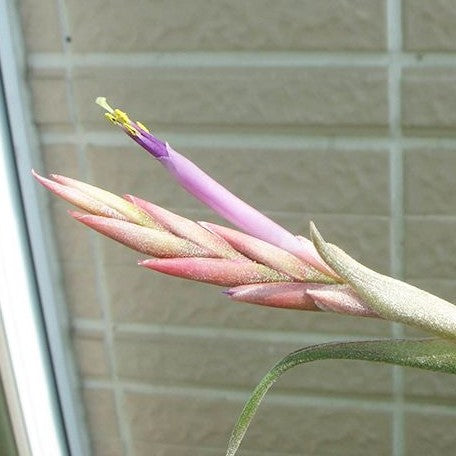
[81,379,456,416]
[27,52,391,68]
[71,320,386,344]
[26,51,456,69]
[109,440,303,456]
[84,379,397,410]
[54,1,135,455]
[48,1,94,455]
[39,131,456,149]
[387,1,405,455]
[41,131,393,149]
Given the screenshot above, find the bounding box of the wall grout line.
[49,1,94,455]
[388,11,405,280]
[27,51,392,69]
[387,1,405,456]
[70,319,385,344]
[81,378,456,417]
[40,130,456,149]
[54,1,135,455]
[41,130,393,149]
[26,50,456,69]
[85,378,402,409]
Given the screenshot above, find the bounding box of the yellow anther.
[113,109,131,124]
[104,113,117,124]
[96,97,140,136]
[123,124,138,136]
[95,97,114,114]
[135,121,150,133]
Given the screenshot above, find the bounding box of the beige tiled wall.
[19,0,456,455]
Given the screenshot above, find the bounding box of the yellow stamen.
[123,124,138,136]
[113,108,131,124]
[96,97,149,137]
[104,113,117,124]
[135,121,150,133]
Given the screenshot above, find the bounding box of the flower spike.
[96,97,332,275]
[35,168,376,317]
[33,96,456,456]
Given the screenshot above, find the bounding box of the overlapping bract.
[33,170,376,317]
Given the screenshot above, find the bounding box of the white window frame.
[0,0,89,454]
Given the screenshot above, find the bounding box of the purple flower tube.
[96,97,333,275]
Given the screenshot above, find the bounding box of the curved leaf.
[226,338,456,456]
[309,222,456,340]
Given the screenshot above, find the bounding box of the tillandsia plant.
[34,98,456,455]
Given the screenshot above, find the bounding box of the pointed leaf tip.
[309,221,456,340]
[67,210,86,219]
[32,169,53,187]
[309,221,324,247]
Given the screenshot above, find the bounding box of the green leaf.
[226,338,456,456]
[309,222,456,340]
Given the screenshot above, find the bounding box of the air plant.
[34,98,456,456]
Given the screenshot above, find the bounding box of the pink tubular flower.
[95,97,334,276]
[33,170,375,318]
